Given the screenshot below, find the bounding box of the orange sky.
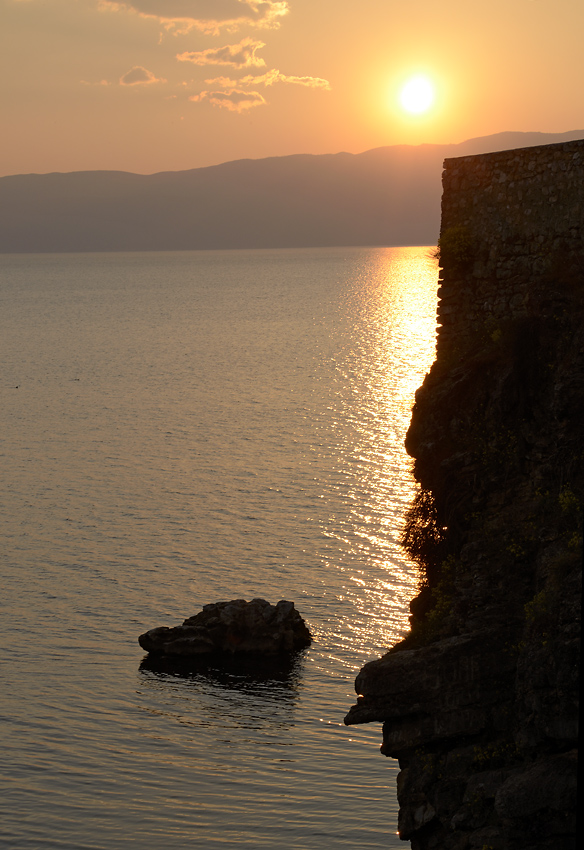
[1,0,583,176]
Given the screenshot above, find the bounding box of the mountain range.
[1,130,582,253]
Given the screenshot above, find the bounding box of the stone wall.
[345,139,582,850]
[437,139,583,360]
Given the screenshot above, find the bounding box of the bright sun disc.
[399,76,434,114]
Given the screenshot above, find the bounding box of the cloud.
[177,37,265,69]
[191,66,331,111]
[240,69,330,89]
[120,65,166,85]
[204,76,240,87]
[100,1,289,35]
[189,88,266,112]
[205,68,331,90]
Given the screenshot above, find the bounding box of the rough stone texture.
[346,140,582,850]
[345,630,516,750]
[436,139,583,362]
[139,598,312,657]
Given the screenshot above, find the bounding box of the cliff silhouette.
[345,140,582,850]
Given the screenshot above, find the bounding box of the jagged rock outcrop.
[139,598,312,657]
[346,140,582,850]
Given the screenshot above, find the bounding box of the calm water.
[0,247,437,849]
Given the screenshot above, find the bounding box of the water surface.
[0,247,437,849]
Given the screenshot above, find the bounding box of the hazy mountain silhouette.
[1,130,581,253]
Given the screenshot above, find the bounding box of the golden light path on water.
[312,247,438,665]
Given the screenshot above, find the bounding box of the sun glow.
[399,75,435,114]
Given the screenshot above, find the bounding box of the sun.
[399,75,435,115]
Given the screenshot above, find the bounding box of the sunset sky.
[2,0,583,176]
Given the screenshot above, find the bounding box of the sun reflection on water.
[315,247,438,661]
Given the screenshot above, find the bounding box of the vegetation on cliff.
[402,253,583,655]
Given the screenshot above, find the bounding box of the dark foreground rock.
[139,598,312,657]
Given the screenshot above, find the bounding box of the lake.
[0,246,437,849]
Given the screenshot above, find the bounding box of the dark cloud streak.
[119,65,165,84]
[101,0,289,34]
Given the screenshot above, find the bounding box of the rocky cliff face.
[345,140,582,850]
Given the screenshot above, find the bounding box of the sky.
[1,0,583,176]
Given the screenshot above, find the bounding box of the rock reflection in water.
[138,650,306,732]
[139,648,305,691]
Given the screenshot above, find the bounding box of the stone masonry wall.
[437,139,584,360]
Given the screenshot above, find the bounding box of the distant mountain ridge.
[1,130,582,253]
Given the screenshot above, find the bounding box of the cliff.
[345,140,583,850]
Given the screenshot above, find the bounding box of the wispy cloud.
[203,68,331,90]
[95,2,329,112]
[177,37,265,69]
[120,65,166,85]
[100,1,289,36]
[240,69,330,89]
[189,88,266,112]
[190,65,330,112]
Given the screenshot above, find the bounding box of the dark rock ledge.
[345,629,516,746]
[139,598,312,657]
[345,624,578,849]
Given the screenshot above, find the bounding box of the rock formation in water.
[345,140,582,850]
[139,598,312,657]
